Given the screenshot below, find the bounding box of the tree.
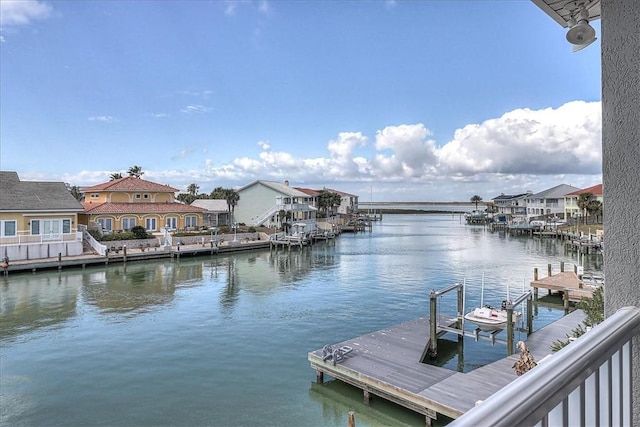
[223,189,240,223]
[110,172,123,181]
[318,190,342,218]
[577,192,595,224]
[176,193,196,204]
[587,199,603,223]
[127,165,144,178]
[210,186,227,199]
[187,183,199,196]
[68,185,84,202]
[470,195,483,210]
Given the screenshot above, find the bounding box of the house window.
[135,194,142,199]
[98,218,113,232]
[165,217,177,230]
[145,218,157,231]
[1,220,16,237]
[91,193,99,199]
[63,219,71,233]
[185,216,197,228]
[31,220,40,235]
[122,218,136,230]
[143,194,149,199]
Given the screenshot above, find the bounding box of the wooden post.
[563,291,570,313]
[363,389,371,404]
[533,268,538,300]
[123,246,127,263]
[560,261,565,272]
[316,370,324,384]
[506,302,514,356]
[347,411,355,427]
[547,263,552,277]
[429,290,438,358]
[58,252,62,271]
[527,296,533,334]
[533,267,538,281]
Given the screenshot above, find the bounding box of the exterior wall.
[235,183,281,225]
[86,191,174,203]
[601,1,640,423]
[563,194,604,219]
[83,212,203,232]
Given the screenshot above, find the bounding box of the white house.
[233,180,317,228]
[323,188,359,216]
[525,184,580,220]
[190,199,231,227]
[491,192,531,216]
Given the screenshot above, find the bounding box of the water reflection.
[0,274,82,342]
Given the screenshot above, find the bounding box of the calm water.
[0,214,602,427]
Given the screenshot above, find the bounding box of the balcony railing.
[449,306,640,426]
[0,232,82,246]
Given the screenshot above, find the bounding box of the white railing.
[0,232,82,245]
[253,205,279,226]
[80,226,107,256]
[449,306,640,426]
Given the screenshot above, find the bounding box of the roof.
[566,184,603,197]
[324,188,357,197]
[0,171,84,212]
[81,202,205,215]
[83,176,179,193]
[529,184,581,199]
[491,193,530,201]
[238,180,310,197]
[190,199,229,212]
[295,187,320,196]
[531,0,601,28]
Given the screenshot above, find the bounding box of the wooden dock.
[530,266,601,307]
[308,310,586,425]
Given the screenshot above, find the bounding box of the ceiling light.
[566,4,597,46]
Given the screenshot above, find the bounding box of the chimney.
[284,180,289,186]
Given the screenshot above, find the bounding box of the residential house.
[190,199,231,227]
[233,180,318,228]
[563,184,603,220]
[0,171,85,261]
[525,184,581,220]
[324,188,359,216]
[491,192,531,216]
[79,177,205,233]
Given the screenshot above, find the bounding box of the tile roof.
[82,202,205,214]
[0,171,84,212]
[566,184,603,196]
[295,187,320,196]
[83,176,179,193]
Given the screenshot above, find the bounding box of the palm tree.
[223,189,240,224]
[127,165,144,178]
[187,183,199,196]
[318,190,342,218]
[577,192,595,224]
[69,185,84,202]
[110,172,123,181]
[470,195,483,211]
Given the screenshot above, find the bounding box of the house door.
[146,218,157,231]
[166,217,177,230]
[42,220,62,240]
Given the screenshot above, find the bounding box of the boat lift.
[424,282,533,359]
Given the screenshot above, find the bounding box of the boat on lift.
[464,301,521,332]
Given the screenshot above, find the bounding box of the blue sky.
[1,0,602,202]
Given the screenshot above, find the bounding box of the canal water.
[0,214,602,427]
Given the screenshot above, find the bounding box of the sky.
[0,0,602,202]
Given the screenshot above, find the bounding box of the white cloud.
[88,115,115,122]
[0,0,53,26]
[180,104,210,114]
[436,101,601,175]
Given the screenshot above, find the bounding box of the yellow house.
[563,184,603,220]
[0,171,85,261]
[79,177,205,233]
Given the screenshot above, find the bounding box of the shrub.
[130,226,150,239]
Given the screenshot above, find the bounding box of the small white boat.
[464,303,521,332]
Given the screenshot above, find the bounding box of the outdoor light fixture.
[565,2,597,51]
